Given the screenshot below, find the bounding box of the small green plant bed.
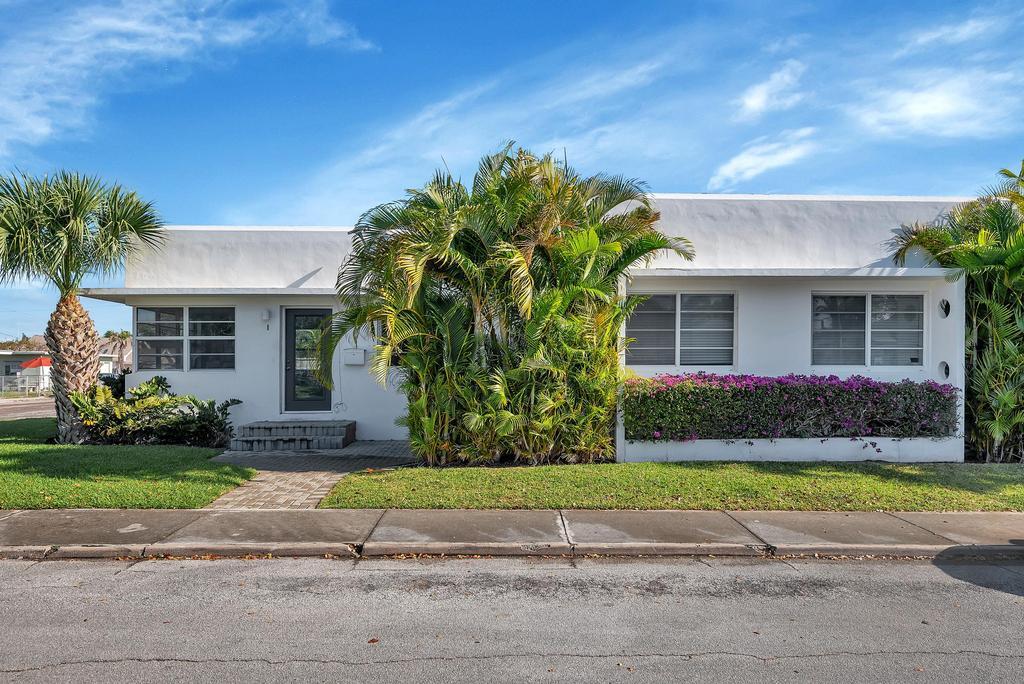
[320,461,1024,511]
[0,419,253,509]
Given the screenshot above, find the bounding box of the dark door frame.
[283,307,332,412]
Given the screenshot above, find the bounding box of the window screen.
[189,339,236,369]
[812,295,866,365]
[679,294,734,365]
[136,307,183,337]
[188,307,235,337]
[137,339,184,370]
[871,295,924,366]
[625,294,676,365]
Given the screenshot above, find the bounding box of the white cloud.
[763,34,807,55]
[734,60,806,121]
[0,0,372,158]
[707,127,817,190]
[850,70,1021,138]
[897,16,1003,55]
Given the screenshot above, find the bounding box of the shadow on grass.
[0,418,57,444]
[0,417,249,486]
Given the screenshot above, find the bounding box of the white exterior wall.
[617,275,966,463]
[87,194,970,460]
[616,194,968,463]
[644,194,964,270]
[122,295,407,440]
[124,227,351,289]
[625,274,964,383]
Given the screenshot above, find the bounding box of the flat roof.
[628,267,955,278]
[82,287,337,302]
[648,193,972,202]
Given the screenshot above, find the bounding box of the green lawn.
[0,419,253,509]
[320,460,1024,511]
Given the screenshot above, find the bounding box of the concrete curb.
[360,541,574,557]
[48,544,146,559]
[8,541,1023,560]
[0,545,53,559]
[571,543,767,556]
[143,542,359,558]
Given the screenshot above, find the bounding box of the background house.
[82,194,967,461]
[0,335,125,393]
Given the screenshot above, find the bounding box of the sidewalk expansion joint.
[882,511,959,544]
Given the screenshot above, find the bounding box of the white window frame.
[625,290,738,369]
[810,291,927,369]
[133,306,236,372]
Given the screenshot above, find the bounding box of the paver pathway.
[208,440,414,510]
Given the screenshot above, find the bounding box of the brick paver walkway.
[207,441,414,510]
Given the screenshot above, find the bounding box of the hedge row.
[622,374,958,442]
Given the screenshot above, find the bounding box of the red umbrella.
[20,356,51,369]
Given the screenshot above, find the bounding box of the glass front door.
[284,308,332,412]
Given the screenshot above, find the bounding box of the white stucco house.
[83,194,967,461]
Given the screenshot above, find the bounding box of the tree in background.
[892,161,1024,461]
[318,145,692,465]
[0,172,163,443]
[103,329,133,371]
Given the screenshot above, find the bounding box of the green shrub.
[317,145,691,465]
[623,374,958,442]
[71,376,241,448]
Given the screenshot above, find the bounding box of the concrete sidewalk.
[0,508,1021,560]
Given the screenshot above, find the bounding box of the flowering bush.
[622,374,958,442]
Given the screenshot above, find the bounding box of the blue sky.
[1,0,1021,338]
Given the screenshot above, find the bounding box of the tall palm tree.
[103,329,133,371]
[0,172,163,443]
[318,145,692,464]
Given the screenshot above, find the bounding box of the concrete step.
[230,420,356,451]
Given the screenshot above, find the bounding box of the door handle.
[285,361,293,371]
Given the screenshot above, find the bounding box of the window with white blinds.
[625,294,676,365]
[679,294,734,365]
[812,293,924,366]
[625,293,735,366]
[812,295,866,365]
[871,295,924,366]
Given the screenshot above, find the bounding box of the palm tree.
[318,145,692,464]
[103,329,133,371]
[0,172,163,443]
[890,160,1024,461]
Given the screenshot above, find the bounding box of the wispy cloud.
[763,34,807,55]
[0,0,372,158]
[707,127,817,191]
[734,59,806,121]
[849,70,1021,138]
[897,15,1003,55]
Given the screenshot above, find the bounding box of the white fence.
[0,376,50,394]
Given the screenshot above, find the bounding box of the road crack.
[3,649,1022,673]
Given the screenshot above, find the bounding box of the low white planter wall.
[618,436,964,463]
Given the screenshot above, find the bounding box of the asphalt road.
[0,556,1022,682]
[0,397,56,420]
